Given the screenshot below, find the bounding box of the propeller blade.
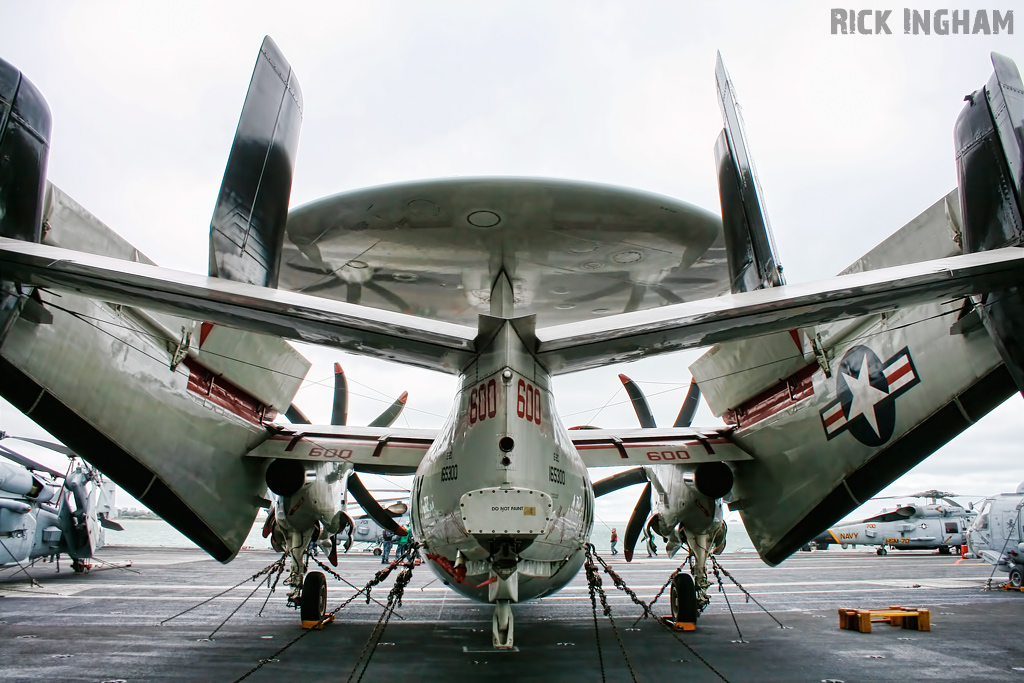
[592,467,648,498]
[285,404,311,424]
[673,379,701,428]
[368,392,408,428]
[0,444,65,479]
[262,508,277,538]
[345,282,362,305]
[623,482,652,562]
[365,281,413,314]
[328,534,338,566]
[99,517,124,531]
[9,436,76,458]
[347,472,407,537]
[618,374,657,428]
[624,284,646,313]
[332,363,348,426]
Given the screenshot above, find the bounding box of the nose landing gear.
[493,599,514,648]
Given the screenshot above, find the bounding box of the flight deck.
[2,547,1022,682]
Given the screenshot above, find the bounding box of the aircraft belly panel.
[0,291,269,562]
[280,177,729,328]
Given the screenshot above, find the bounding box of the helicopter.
[965,481,1024,588]
[809,490,977,555]
[0,433,121,573]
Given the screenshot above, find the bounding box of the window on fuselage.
[976,501,993,530]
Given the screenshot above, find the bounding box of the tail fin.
[692,56,1024,563]
[1,39,311,562]
[0,57,51,244]
[954,52,1024,396]
[0,57,52,343]
[714,53,784,293]
[209,36,303,288]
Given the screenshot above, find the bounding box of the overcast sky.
[1,2,1022,534]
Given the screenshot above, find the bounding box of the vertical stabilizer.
[714,53,785,293]
[955,52,1024,396]
[209,36,303,287]
[0,57,51,344]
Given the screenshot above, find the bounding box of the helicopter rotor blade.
[0,444,65,479]
[7,436,76,458]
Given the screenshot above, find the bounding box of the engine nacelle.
[265,458,307,497]
[687,462,734,500]
[0,461,55,501]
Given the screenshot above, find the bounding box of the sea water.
[106,518,756,554]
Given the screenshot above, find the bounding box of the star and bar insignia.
[819,345,920,447]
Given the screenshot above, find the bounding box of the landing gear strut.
[493,599,514,649]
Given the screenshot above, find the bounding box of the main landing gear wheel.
[670,573,698,624]
[1010,567,1023,589]
[877,547,887,556]
[301,571,328,622]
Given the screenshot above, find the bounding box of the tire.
[301,571,328,622]
[373,547,382,556]
[1010,566,1023,589]
[877,547,887,556]
[670,573,698,624]
[938,546,950,555]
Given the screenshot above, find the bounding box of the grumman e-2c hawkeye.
[2,39,1024,648]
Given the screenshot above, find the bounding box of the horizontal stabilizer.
[570,427,751,468]
[250,425,438,474]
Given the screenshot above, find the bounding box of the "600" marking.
[309,447,353,459]
[517,379,542,425]
[646,450,691,461]
[469,378,497,425]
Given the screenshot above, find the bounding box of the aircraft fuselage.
[413,318,594,603]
